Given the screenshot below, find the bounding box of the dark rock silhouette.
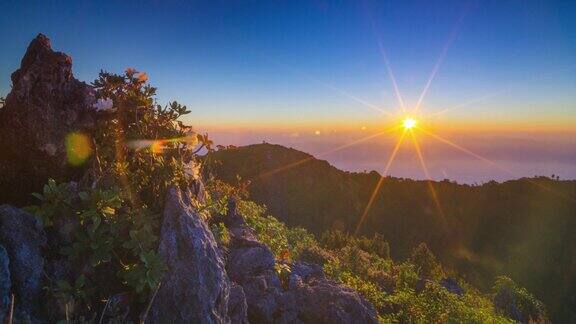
[440,278,464,296]
[0,245,11,323]
[148,186,235,323]
[0,34,96,205]
[493,285,523,323]
[0,205,47,322]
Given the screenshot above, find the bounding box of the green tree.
[493,276,548,323]
[409,242,443,280]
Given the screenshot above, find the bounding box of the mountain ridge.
[209,142,576,323]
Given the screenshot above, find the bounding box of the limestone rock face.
[228,283,249,324]
[224,199,378,324]
[0,205,47,322]
[148,186,233,324]
[0,34,96,205]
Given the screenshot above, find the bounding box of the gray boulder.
[228,283,248,324]
[284,270,379,324]
[0,245,11,323]
[0,34,96,205]
[0,205,47,322]
[440,277,464,296]
[224,199,378,324]
[148,186,233,323]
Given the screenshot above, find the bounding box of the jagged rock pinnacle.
[0,34,96,205]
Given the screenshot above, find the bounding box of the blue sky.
[1,0,575,127]
[1,1,576,182]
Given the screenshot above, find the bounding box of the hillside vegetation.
[209,143,576,322]
[209,179,544,322]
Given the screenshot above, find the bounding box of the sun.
[402,117,418,130]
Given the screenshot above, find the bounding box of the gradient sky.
[1,1,576,182]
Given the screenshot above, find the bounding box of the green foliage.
[202,176,546,323]
[91,68,212,210]
[321,230,352,250]
[28,68,210,321]
[211,222,231,247]
[298,244,335,266]
[382,283,514,323]
[492,276,548,323]
[275,263,292,289]
[357,233,390,259]
[31,182,166,302]
[409,242,443,280]
[324,240,512,323]
[237,199,316,261]
[50,275,92,308]
[27,179,76,227]
[321,230,390,259]
[220,192,520,323]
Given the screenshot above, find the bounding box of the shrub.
[409,242,443,280]
[298,245,335,266]
[356,233,390,259]
[320,229,351,250]
[493,276,548,323]
[28,68,211,321]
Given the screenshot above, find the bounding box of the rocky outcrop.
[0,245,11,323]
[148,186,235,323]
[0,34,96,205]
[440,278,464,296]
[224,200,378,324]
[228,283,249,324]
[0,205,47,322]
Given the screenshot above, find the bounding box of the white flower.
[183,161,201,180]
[93,98,114,111]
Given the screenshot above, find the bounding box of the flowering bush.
[28,68,212,321]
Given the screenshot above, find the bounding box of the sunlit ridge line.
[414,4,469,114]
[366,9,406,113]
[417,126,576,202]
[354,130,407,235]
[410,131,446,221]
[258,125,401,180]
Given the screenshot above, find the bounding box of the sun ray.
[427,88,510,118]
[318,80,396,116]
[414,5,469,114]
[367,11,406,113]
[410,131,446,221]
[259,54,395,116]
[259,125,402,179]
[417,126,510,173]
[427,65,576,118]
[354,130,407,235]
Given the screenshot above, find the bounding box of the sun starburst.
[236,6,575,236]
[402,117,418,130]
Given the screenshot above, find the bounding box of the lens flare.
[65,132,93,166]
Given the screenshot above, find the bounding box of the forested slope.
[209,143,576,322]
